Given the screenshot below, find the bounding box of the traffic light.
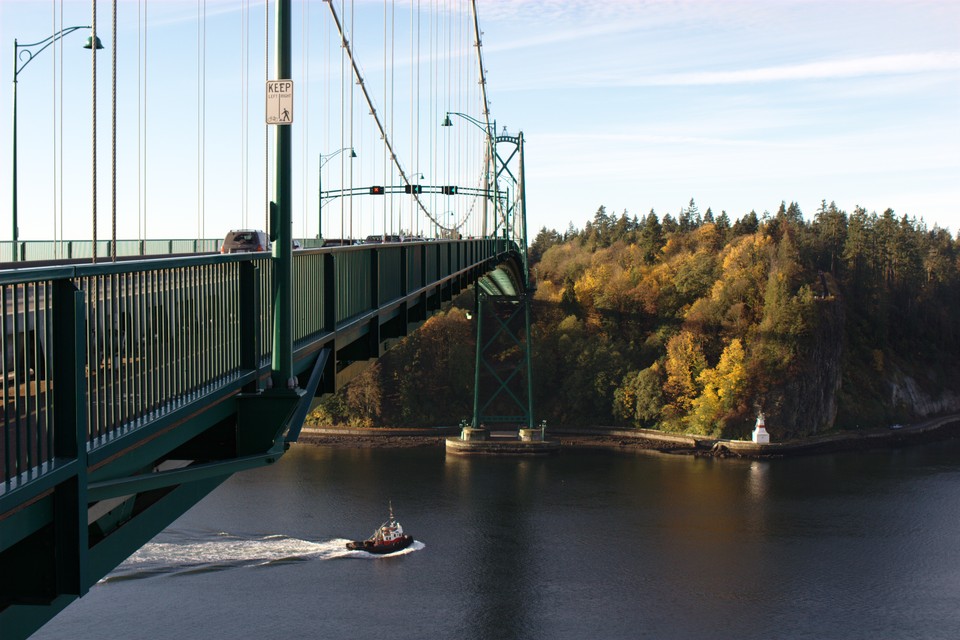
[404,184,423,194]
[369,186,385,195]
[442,185,458,195]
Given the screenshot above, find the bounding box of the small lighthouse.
[752,410,770,444]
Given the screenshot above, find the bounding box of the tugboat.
[346,503,414,554]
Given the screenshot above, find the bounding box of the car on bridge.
[220,229,270,253]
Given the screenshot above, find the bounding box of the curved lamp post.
[442,111,496,239]
[12,26,103,260]
[317,147,356,239]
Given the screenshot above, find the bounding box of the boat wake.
[101,529,423,583]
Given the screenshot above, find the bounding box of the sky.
[0,0,958,244]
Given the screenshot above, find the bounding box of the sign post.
[265,79,294,125]
[266,3,295,392]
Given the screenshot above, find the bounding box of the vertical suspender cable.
[326,0,435,235]
[340,0,345,240]
[456,1,461,228]
[202,0,206,241]
[197,0,200,239]
[374,0,384,241]
[240,0,246,228]
[432,0,440,234]
[323,4,330,240]
[244,0,250,229]
[301,0,307,239]
[409,0,415,236]
[111,0,117,260]
[143,0,148,241]
[416,0,421,237]
[444,0,448,234]
[245,0,249,229]
[52,0,57,252]
[92,0,98,263]
[265,0,269,231]
[323,7,330,240]
[390,0,395,235]
[59,0,65,256]
[197,0,205,241]
[138,0,141,243]
[350,0,355,239]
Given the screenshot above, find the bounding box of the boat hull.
[346,535,414,554]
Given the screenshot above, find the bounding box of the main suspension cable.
[325,0,444,232]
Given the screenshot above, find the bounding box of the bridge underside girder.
[0,239,523,639]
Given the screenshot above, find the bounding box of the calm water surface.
[33,439,960,639]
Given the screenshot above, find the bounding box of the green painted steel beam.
[0,237,519,640]
[270,0,294,391]
[87,447,285,502]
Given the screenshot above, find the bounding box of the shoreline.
[298,414,960,459]
[551,414,960,459]
[296,413,960,459]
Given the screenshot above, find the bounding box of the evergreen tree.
[732,211,759,236]
[638,210,664,263]
[662,213,679,235]
[679,198,701,232]
[813,200,847,274]
[529,227,563,265]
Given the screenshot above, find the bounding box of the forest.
[308,200,960,440]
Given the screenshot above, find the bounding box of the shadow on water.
[445,456,547,640]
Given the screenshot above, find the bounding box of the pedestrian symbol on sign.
[266,80,294,125]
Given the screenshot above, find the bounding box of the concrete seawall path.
[297,413,960,458]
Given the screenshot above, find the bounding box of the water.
[33,440,960,639]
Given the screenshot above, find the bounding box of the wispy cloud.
[511,52,960,92]
[629,52,960,87]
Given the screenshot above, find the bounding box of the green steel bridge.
[1,0,534,636]
[0,236,528,638]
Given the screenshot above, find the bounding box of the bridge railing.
[0,256,255,483]
[0,276,55,480]
[0,237,511,488]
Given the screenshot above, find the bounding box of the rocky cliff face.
[764,296,845,439]
[764,293,960,438]
[889,373,960,417]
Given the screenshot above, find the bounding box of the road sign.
[266,80,294,125]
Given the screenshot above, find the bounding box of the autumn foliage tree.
[312,200,959,439]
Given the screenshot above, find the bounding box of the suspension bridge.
[0,2,533,637]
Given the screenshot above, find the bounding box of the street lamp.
[442,111,496,239]
[317,147,356,240]
[12,26,103,260]
[442,211,455,239]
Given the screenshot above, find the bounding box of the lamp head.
[83,35,104,50]
[441,115,453,127]
[349,149,357,158]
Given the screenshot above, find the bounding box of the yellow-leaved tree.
[688,339,747,436]
[662,330,707,429]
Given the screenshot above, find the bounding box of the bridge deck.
[0,238,522,639]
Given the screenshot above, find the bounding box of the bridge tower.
[449,131,555,455]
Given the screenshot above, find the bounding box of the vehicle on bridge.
[220,230,270,253]
[363,234,404,244]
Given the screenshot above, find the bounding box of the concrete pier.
[446,427,559,456]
